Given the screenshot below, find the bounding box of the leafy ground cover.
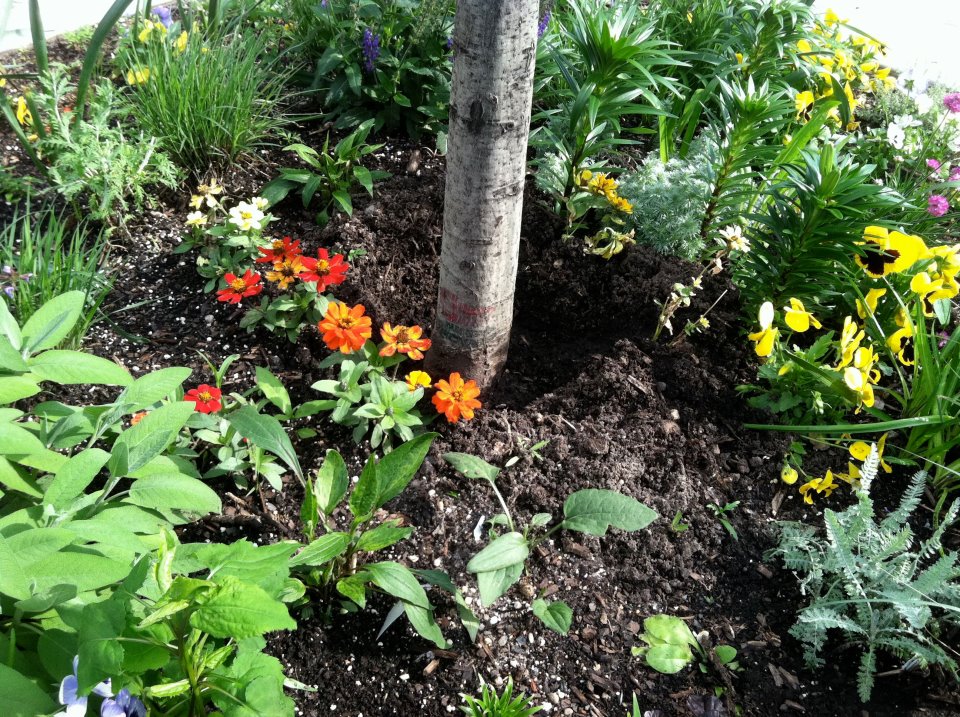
[1,2,959,716]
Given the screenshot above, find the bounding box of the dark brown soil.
[3,39,959,717]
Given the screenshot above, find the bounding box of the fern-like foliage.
[767,448,960,702]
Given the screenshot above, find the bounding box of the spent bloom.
[58,656,113,717]
[319,302,372,353]
[216,269,262,303]
[432,372,482,423]
[928,194,950,217]
[185,384,222,414]
[229,201,266,232]
[362,28,380,73]
[943,93,960,114]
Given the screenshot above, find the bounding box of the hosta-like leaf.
[561,489,657,536]
[532,598,573,634]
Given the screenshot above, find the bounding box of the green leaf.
[0,299,22,350]
[289,533,351,568]
[353,165,374,194]
[255,367,292,415]
[337,575,368,608]
[476,563,523,607]
[365,561,431,609]
[0,375,40,403]
[0,456,41,498]
[349,454,379,520]
[108,401,195,476]
[645,643,694,674]
[315,449,349,515]
[27,351,132,386]
[714,644,737,665]
[0,421,45,455]
[443,452,501,482]
[127,473,222,514]
[44,448,110,509]
[0,663,56,717]
[532,598,573,635]
[467,532,529,573]
[0,336,27,371]
[377,432,436,507]
[356,522,414,552]
[19,291,85,355]
[191,576,296,639]
[227,405,303,483]
[332,189,353,216]
[561,489,658,536]
[403,602,447,648]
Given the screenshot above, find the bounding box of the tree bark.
[426,0,538,390]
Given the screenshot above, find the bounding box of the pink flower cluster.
[928,194,950,217]
[944,93,960,114]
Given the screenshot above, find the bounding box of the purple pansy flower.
[152,6,173,29]
[58,656,113,717]
[100,689,147,717]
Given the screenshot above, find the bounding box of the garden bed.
[44,140,955,716]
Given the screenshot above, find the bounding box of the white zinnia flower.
[228,202,265,232]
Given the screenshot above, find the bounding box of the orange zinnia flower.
[256,236,302,264]
[265,256,306,290]
[300,248,349,292]
[216,269,262,304]
[379,323,432,360]
[319,302,372,354]
[432,372,481,423]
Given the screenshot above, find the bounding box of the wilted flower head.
[928,194,950,217]
[362,28,380,73]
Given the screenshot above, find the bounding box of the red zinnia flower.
[300,248,349,291]
[432,373,481,423]
[256,236,302,264]
[379,323,432,360]
[185,384,222,413]
[216,269,262,304]
[318,302,372,354]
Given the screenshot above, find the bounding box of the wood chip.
[756,564,774,578]
[767,663,784,688]
[422,659,439,676]
[781,699,805,712]
[778,667,800,689]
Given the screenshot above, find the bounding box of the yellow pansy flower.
[176,31,189,53]
[855,226,927,278]
[843,366,875,409]
[783,298,821,333]
[836,316,864,368]
[849,434,892,473]
[126,67,151,85]
[856,287,886,319]
[15,96,32,126]
[795,90,815,119]
[781,465,799,485]
[748,301,779,358]
[797,39,812,55]
[799,470,837,504]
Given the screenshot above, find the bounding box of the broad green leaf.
[0,299,22,350]
[356,522,414,552]
[0,421,45,455]
[28,351,132,386]
[0,456,41,498]
[255,366,292,415]
[20,291,85,355]
[108,401,195,476]
[443,452,500,482]
[348,454,379,520]
[315,449,349,516]
[413,569,479,642]
[467,532,529,573]
[476,563,523,607]
[29,549,131,595]
[77,599,125,692]
[44,448,110,509]
[377,433,436,507]
[643,615,698,647]
[0,663,56,717]
[127,473,221,515]
[0,376,40,404]
[645,643,694,674]
[365,561,431,609]
[403,602,447,648]
[191,576,296,638]
[532,598,573,635]
[98,367,192,429]
[289,532,351,568]
[15,583,77,613]
[193,540,298,587]
[337,574,368,608]
[0,336,27,371]
[714,645,738,665]
[227,406,303,482]
[561,489,658,536]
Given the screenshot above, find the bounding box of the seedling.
[670,509,690,533]
[707,501,740,540]
[632,615,739,675]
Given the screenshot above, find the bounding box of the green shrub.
[617,141,713,260]
[768,448,960,702]
[122,23,288,172]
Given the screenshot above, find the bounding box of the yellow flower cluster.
[578,170,633,214]
[138,19,167,43]
[782,434,892,504]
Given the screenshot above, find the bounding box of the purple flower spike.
[537,10,551,39]
[361,28,380,73]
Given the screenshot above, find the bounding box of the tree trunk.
[426,0,538,390]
